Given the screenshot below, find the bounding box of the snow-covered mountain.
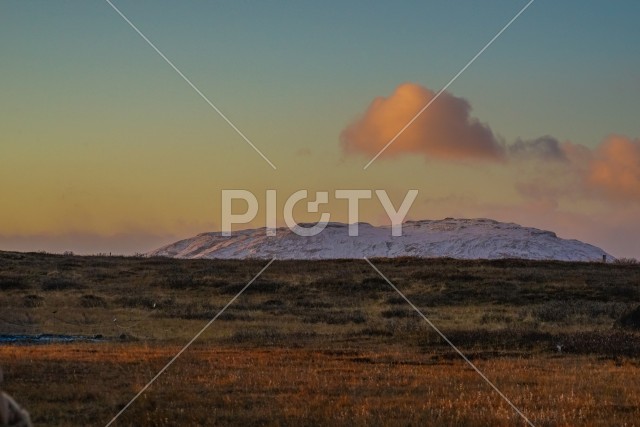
[147,218,613,262]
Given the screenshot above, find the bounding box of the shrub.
[386,295,406,305]
[23,294,44,308]
[617,305,640,329]
[359,277,389,292]
[0,274,30,290]
[261,299,284,307]
[381,308,415,319]
[614,257,639,265]
[80,294,107,308]
[163,273,199,289]
[41,276,84,291]
[249,281,284,293]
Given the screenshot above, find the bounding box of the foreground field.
[1,344,640,426]
[1,252,639,425]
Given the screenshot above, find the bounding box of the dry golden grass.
[1,344,639,426]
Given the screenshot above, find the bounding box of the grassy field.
[1,251,639,426]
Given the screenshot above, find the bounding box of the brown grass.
[1,344,639,426]
[1,252,639,425]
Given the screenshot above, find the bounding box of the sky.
[1,0,639,258]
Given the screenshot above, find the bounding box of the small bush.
[163,274,200,289]
[250,281,284,293]
[80,294,107,308]
[613,258,639,265]
[261,299,284,307]
[218,282,245,294]
[0,274,30,290]
[618,305,640,329]
[23,294,44,308]
[381,308,415,319]
[359,277,389,292]
[41,276,84,291]
[386,295,406,305]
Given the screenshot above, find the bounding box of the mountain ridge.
[147,218,613,262]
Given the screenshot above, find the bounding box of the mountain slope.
[147,218,613,261]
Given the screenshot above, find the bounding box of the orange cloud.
[344,84,640,206]
[588,135,640,200]
[341,83,505,161]
[515,136,640,204]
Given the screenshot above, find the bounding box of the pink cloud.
[588,135,640,200]
[341,83,505,161]
[514,136,640,206]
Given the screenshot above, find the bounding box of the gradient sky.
[1,0,639,257]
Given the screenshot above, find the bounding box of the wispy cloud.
[516,136,640,205]
[509,136,568,162]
